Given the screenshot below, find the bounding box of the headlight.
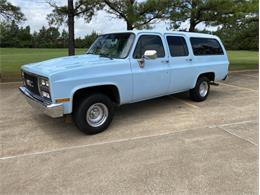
[38,77,51,99]
[40,79,49,87]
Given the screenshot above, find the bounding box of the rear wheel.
[190,77,210,102]
[73,94,114,134]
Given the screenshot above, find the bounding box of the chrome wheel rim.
[86,103,108,127]
[199,81,208,97]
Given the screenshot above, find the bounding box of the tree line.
[0,21,97,48]
[0,0,258,52]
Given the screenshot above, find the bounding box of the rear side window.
[190,38,224,56]
[133,35,165,59]
[166,36,189,57]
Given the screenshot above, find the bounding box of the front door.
[130,34,170,101]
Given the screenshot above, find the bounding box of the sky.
[9,0,213,37]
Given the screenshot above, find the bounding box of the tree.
[0,0,25,23]
[36,26,48,47]
[169,0,249,32]
[214,0,258,50]
[60,29,69,48]
[17,25,32,47]
[0,20,19,47]
[75,31,97,48]
[0,22,97,49]
[33,26,61,48]
[47,0,103,56]
[46,26,61,47]
[103,0,170,30]
[0,20,32,47]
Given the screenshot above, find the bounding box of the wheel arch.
[193,72,215,88]
[72,84,121,111]
[198,72,215,81]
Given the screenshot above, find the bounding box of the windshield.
[86,33,135,59]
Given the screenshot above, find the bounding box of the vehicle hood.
[22,54,117,77]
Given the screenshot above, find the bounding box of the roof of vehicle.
[102,30,218,39]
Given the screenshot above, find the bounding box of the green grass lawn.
[227,50,259,70]
[0,48,258,82]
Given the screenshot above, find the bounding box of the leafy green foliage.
[75,31,98,48]
[214,0,258,50]
[215,20,258,50]
[103,0,171,30]
[0,21,31,47]
[169,0,252,32]
[46,0,103,55]
[167,0,258,50]
[0,0,258,53]
[0,22,97,49]
[33,26,61,48]
[46,0,103,26]
[0,0,25,23]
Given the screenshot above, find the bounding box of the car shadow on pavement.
[27,88,226,138]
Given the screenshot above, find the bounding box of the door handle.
[161,60,169,63]
[186,58,192,62]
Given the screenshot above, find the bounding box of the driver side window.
[133,35,165,59]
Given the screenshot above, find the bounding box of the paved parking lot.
[0,70,258,194]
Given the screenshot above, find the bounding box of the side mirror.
[144,50,157,59]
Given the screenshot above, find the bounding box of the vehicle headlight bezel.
[38,77,51,99]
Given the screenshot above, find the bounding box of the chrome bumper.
[19,86,64,118]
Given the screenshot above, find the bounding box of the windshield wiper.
[86,51,95,55]
[86,51,114,59]
[99,53,113,60]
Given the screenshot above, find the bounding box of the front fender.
[62,82,121,114]
[50,60,132,114]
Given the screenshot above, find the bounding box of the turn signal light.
[55,98,70,103]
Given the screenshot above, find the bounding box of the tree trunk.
[189,21,196,32]
[68,0,75,56]
[127,21,133,30]
[189,0,196,32]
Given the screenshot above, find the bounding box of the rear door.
[129,34,170,101]
[165,34,196,93]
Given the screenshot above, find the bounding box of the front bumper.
[19,86,64,118]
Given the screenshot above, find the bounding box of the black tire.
[73,93,114,134]
[190,77,210,102]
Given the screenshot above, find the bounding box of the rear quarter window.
[190,37,224,56]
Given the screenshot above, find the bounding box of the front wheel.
[73,94,114,134]
[190,77,210,102]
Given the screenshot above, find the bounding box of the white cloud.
[9,0,128,37]
[74,10,127,37]
[9,0,53,32]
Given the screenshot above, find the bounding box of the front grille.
[23,72,40,95]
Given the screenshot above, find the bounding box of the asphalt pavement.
[0,70,258,194]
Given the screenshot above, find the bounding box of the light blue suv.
[20,31,229,134]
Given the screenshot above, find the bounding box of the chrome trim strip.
[19,86,64,118]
